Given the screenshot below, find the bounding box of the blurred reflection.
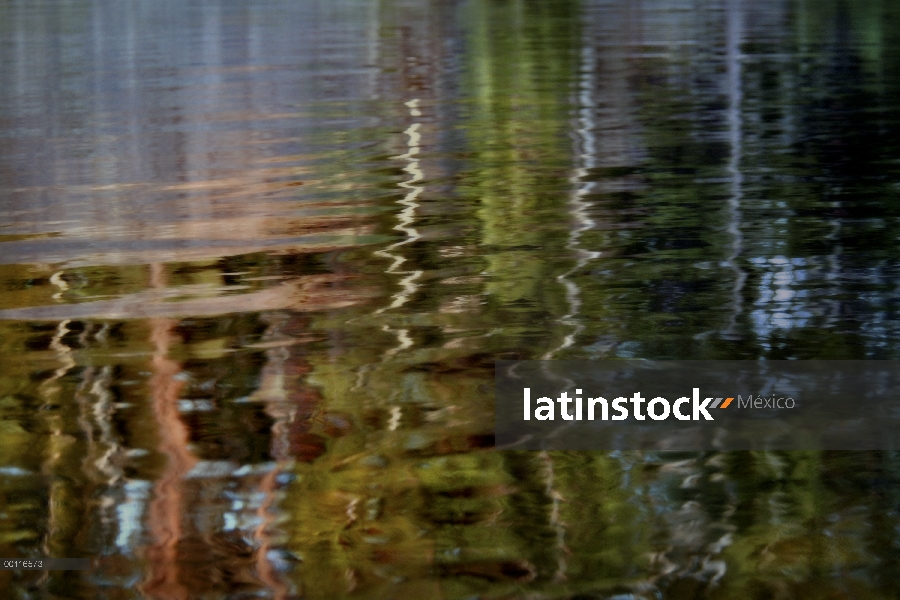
[3,0,900,598]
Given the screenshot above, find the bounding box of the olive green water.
[2,0,900,598]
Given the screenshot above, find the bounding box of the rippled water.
[3,0,900,598]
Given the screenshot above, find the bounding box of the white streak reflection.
[374,98,426,357]
[724,0,746,337]
[543,43,602,360]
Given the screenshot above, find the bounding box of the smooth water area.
[2,0,900,598]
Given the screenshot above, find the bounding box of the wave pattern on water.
[3,0,900,599]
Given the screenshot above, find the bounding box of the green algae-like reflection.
[2,0,900,598]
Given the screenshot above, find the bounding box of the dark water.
[2,0,900,598]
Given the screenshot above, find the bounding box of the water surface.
[2,0,900,598]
